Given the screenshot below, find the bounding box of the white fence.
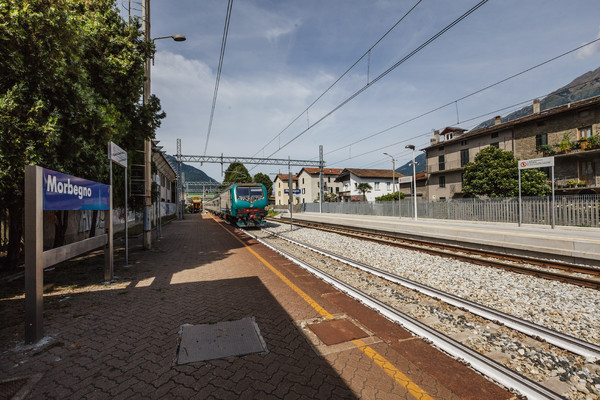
[303,195,600,227]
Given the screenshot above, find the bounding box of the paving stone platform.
[0,213,514,399]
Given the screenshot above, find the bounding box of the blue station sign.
[43,168,110,210]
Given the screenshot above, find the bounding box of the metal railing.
[303,194,600,227]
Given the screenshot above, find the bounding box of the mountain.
[474,67,600,129]
[395,153,426,175]
[164,154,219,183]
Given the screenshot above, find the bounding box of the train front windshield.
[236,186,264,202]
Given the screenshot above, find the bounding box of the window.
[491,132,498,138]
[578,126,592,140]
[336,187,340,193]
[460,140,468,146]
[278,191,281,197]
[328,177,331,183]
[439,146,444,151]
[374,182,380,190]
[439,176,446,188]
[536,133,548,148]
[302,188,305,194]
[354,183,358,189]
[387,182,391,190]
[460,149,469,167]
[302,178,304,184]
[438,155,445,171]
[491,142,499,148]
[580,160,594,176]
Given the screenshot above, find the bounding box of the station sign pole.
[518,156,555,229]
[109,142,129,265]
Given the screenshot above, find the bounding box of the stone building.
[423,96,600,199]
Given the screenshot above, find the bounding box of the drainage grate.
[177,317,267,364]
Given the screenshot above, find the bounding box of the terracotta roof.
[298,167,343,176]
[274,174,298,181]
[335,168,404,181]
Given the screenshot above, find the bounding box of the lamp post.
[383,153,396,217]
[405,145,417,220]
[142,0,186,249]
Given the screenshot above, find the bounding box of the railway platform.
[0,213,514,399]
[285,212,600,266]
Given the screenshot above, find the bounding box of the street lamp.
[405,145,417,220]
[383,153,396,217]
[142,0,186,249]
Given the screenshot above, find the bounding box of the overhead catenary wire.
[265,0,490,160]
[203,0,234,156]
[330,73,600,170]
[322,36,600,159]
[250,0,425,159]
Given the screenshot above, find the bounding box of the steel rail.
[263,229,600,361]
[243,228,565,400]
[274,218,600,289]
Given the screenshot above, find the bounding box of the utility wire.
[328,74,600,168]
[250,0,424,158]
[266,0,489,159]
[324,36,600,158]
[203,0,234,156]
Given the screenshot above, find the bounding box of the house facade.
[423,97,600,199]
[273,174,299,206]
[335,168,401,202]
[297,167,344,203]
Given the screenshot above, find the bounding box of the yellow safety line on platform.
[352,339,435,400]
[213,216,333,319]
[211,215,435,398]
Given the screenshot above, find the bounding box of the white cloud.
[577,26,600,59]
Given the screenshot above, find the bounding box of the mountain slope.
[475,67,600,129]
[395,153,426,175]
[164,154,218,183]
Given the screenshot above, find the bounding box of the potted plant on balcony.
[588,134,599,149]
[537,144,555,156]
[557,133,574,154]
[567,179,578,188]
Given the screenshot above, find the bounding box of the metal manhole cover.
[177,317,267,364]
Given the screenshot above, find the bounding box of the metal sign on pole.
[109,141,129,265]
[518,156,555,229]
[25,166,111,344]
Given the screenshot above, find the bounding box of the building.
[335,168,401,202]
[398,171,427,199]
[424,96,600,199]
[153,150,178,215]
[273,174,299,206]
[297,167,344,204]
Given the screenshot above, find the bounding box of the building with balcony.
[423,96,600,199]
[335,168,401,202]
[297,167,344,203]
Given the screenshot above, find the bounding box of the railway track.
[273,217,600,290]
[243,227,573,400]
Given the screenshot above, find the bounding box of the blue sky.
[125,0,600,181]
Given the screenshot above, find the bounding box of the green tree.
[222,162,251,186]
[357,183,372,200]
[0,0,163,268]
[253,172,273,195]
[314,192,338,202]
[462,146,551,198]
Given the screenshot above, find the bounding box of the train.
[189,197,202,213]
[204,183,268,227]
